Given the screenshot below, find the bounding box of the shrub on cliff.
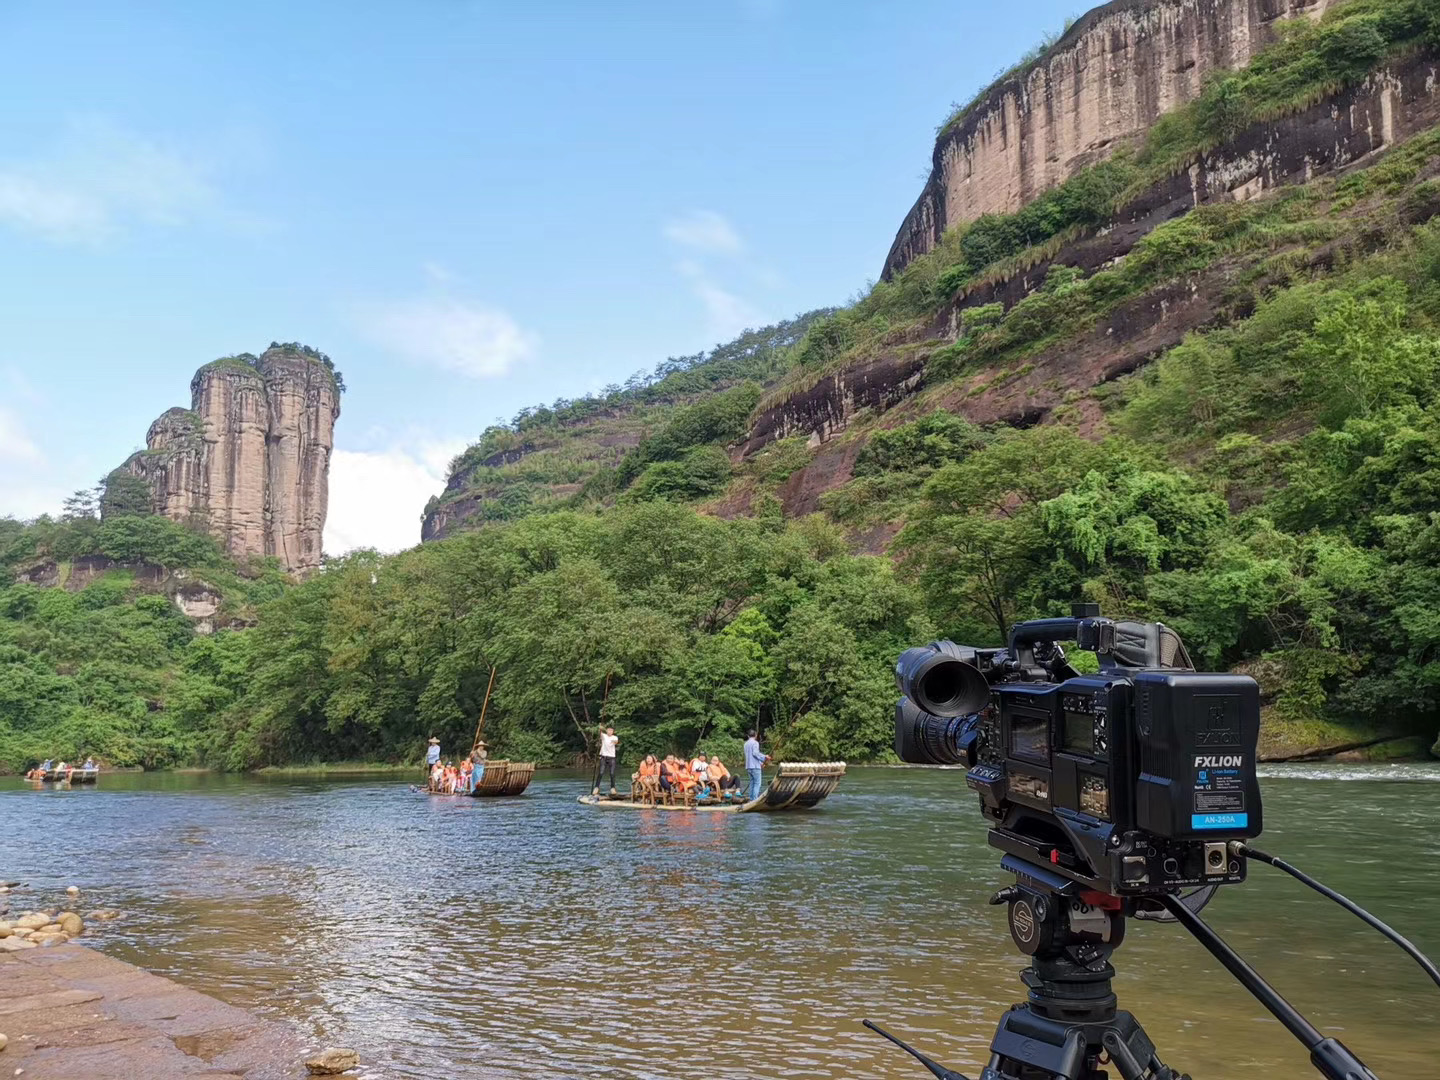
[615,383,761,488]
[625,446,733,503]
[853,411,988,477]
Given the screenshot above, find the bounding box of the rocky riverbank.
[0,881,119,953]
[0,880,364,1077]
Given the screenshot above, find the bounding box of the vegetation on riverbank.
[3,2,1440,770]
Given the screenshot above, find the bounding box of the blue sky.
[0,0,1076,552]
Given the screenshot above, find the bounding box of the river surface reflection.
[1,765,1437,1079]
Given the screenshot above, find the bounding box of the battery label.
[1193,766,1245,816]
[1193,812,1249,830]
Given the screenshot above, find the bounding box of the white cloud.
[676,260,764,341]
[0,406,42,464]
[664,210,744,255]
[0,119,220,244]
[325,437,469,555]
[361,298,537,379]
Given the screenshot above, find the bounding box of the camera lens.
[895,697,975,766]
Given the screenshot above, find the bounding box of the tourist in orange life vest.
[671,759,698,795]
[709,756,739,792]
[657,755,680,794]
[634,754,661,797]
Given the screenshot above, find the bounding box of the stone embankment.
[0,882,357,1078]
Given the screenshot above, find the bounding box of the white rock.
[15,915,46,931]
[65,887,78,896]
[0,1032,7,1051]
[0,938,36,952]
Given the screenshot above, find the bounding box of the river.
[1,765,1436,1079]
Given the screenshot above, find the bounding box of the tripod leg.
[1101,1032,1145,1079]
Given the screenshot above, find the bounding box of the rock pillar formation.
[883,0,1338,278]
[117,347,341,575]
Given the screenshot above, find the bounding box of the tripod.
[976,884,1185,1080]
[867,863,1379,1080]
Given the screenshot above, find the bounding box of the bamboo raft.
[420,760,536,798]
[470,760,536,797]
[577,762,846,814]
[26,768,99,785]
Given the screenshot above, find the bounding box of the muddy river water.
[1,765,1437,1079]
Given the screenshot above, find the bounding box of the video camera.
[873,606,1421,1080]
[894,604,1263,898]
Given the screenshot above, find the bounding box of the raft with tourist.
[414,668,535,798]
[578,729,845,813]
[577,760,846,813]
[22,758,100,785]
[418,738,535,799]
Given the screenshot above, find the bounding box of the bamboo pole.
[472,666,497,752]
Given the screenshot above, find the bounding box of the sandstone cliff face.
[884,0,1337,278]
[119,348,340,575]
[756,54,1440,460]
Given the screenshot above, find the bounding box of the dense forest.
[3,0,1440,770]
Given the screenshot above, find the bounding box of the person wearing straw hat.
[425,737,441,783]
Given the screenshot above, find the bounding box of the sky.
[0,0,1078,554]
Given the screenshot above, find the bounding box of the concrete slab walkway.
[0,945,313,1079]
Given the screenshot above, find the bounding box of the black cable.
[1238,842,1440,990]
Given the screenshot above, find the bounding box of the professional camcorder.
[894,604,1262,898]
[865,605,1429,1080]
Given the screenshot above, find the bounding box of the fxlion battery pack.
[1132,671,1263,840]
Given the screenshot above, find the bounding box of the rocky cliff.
[759,51,1440,459]
[116,346,341,575]
[884,0,1338,278]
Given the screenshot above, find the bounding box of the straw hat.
[475,740,488,748]
[428,737,440,745]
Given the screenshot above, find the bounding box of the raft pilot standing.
[744,729,772,802]
[594,726,620,797]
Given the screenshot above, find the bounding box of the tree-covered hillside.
[5,0,1440,770]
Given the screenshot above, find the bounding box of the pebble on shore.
[0,912,85,951]
[304,1047,360,1075]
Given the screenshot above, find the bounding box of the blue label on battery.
[1192,813,1248,830]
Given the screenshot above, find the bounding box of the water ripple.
[0,769,1435,1078]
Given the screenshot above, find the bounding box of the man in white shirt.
[425,737,441,783]
[595,726,620,797]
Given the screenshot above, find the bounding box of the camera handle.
[1157,894,1379,1080]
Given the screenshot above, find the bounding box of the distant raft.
[25,768,99,785]
[418,760,536,797]
[577,762,846,814]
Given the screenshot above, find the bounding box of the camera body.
[895,609,1263,897]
